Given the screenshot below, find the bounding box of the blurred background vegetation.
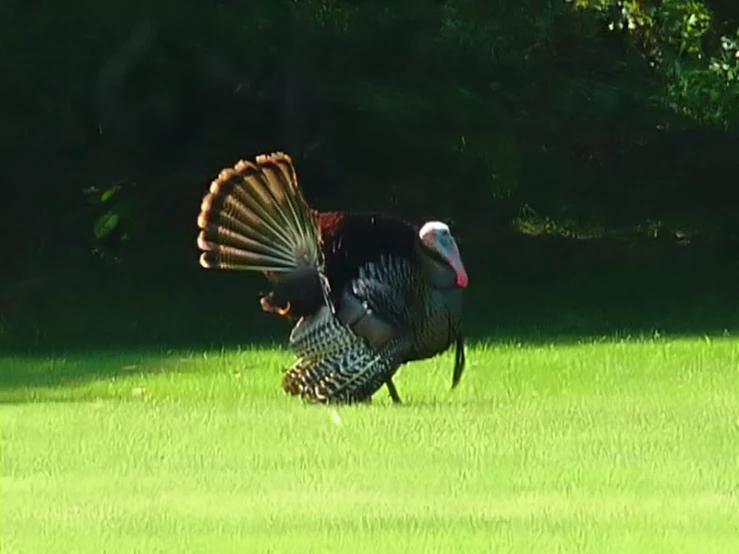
[2,0,739,353]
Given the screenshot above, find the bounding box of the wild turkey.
[196,152,468,404]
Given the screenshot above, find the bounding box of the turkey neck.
[414,241,464,323]
[414,241,458,290]
[408,242,464,356]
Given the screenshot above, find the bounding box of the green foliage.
[574,0,739,126]
[84,182,135,263]
[2,0,739,269]
[92,210,119,241]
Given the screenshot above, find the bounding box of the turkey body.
[197,153,467,404]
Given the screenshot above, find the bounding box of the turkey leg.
[386,379,402,404]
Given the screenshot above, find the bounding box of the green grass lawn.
[2,337,739,553]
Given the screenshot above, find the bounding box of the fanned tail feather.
[283,306,410,403]
[196,152,321,273]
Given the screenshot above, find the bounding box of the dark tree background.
[2,0,739,350]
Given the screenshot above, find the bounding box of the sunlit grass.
[2,338,739,553]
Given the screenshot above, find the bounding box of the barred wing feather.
[283,305,411,403]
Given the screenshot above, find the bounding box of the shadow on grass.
[2,234,739,391]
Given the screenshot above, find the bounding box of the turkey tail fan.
[196,152,322,274]
[451,333,466,389]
